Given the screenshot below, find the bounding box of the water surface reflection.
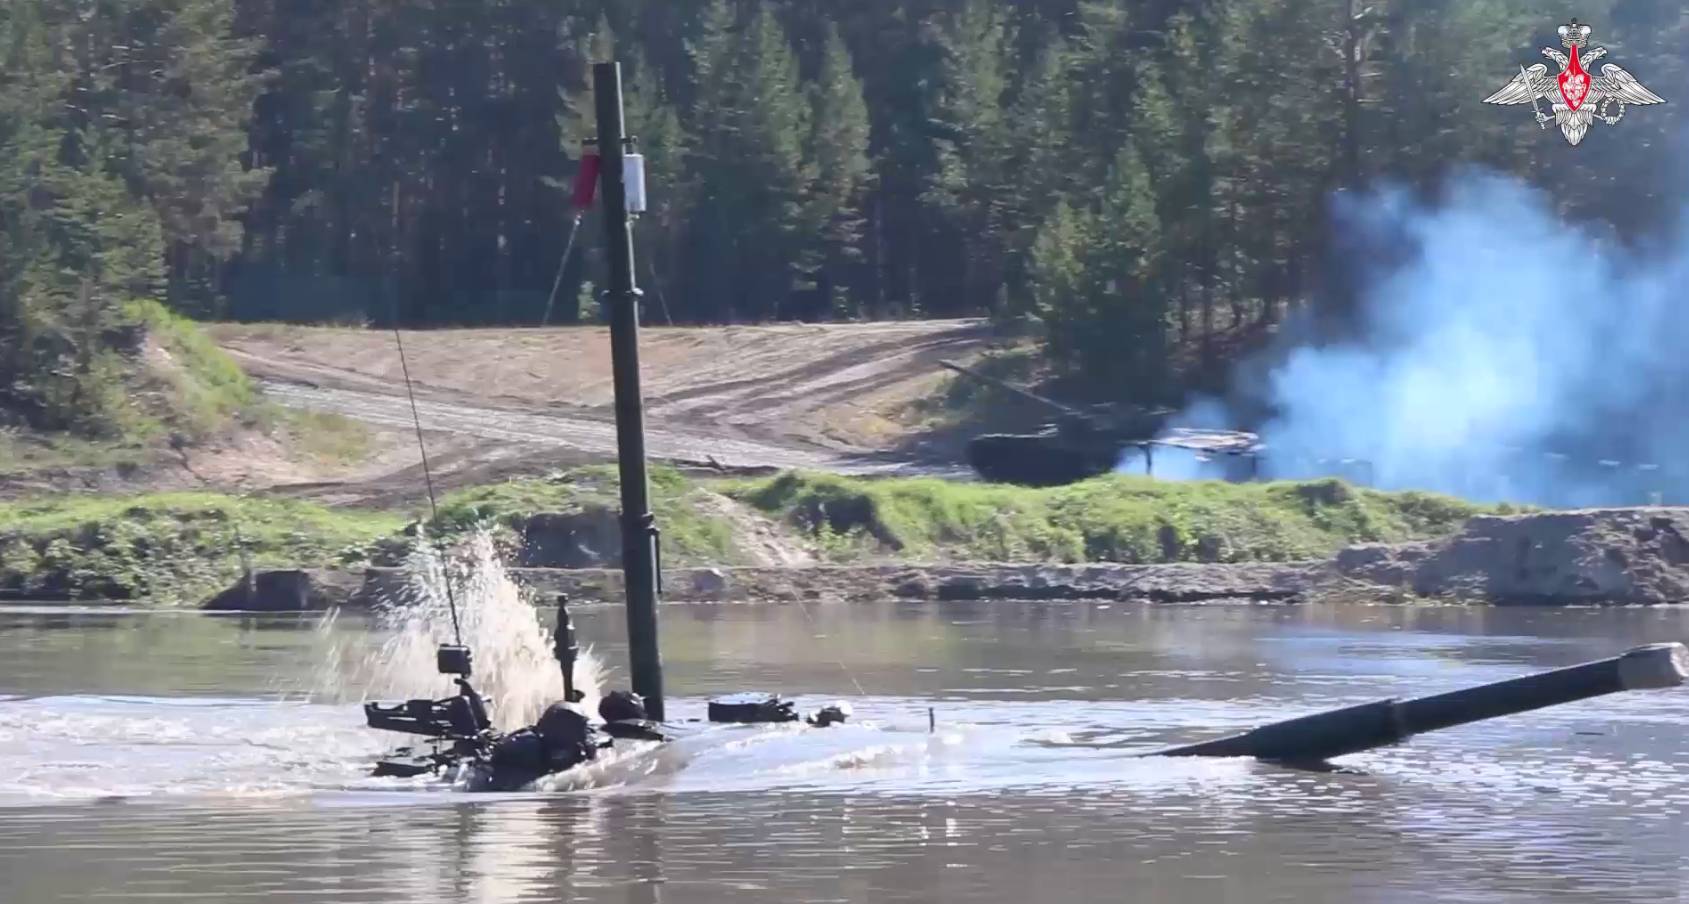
[1,600,1686,902]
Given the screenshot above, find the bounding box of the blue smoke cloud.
[1167,169,1689,506]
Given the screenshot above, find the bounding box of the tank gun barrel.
[939,359,1083,418]
[1151,642,1688,763]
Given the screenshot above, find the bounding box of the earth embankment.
[205,508,1689,610]
[1332,507,1689,605]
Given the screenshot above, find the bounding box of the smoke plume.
[1172,169,1689,506]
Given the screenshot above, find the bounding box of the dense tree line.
[1,0,264,432]
[3,0,1685,434]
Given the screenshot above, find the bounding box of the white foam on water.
[0,695,387,803]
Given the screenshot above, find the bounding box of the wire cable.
[791,595,867,698]
[540,213,586,327]
[391,322,463,646]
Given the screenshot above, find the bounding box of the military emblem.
[1483,19,1665,146]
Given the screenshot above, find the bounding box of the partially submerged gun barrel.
[938,359,1085,417]
[1154,642,1689,762]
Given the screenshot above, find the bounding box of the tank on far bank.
[938,360,1259,487]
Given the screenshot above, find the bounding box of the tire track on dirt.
[257,381,925,475]
[219,320,1003,479]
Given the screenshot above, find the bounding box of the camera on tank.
[436,644,473,677]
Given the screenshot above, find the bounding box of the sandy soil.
[4,320,1001,503]
[210,319,997,463]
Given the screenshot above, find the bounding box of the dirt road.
[211,319,1000,477]
[255,381,906,473]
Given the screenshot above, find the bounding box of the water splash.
[316,529,606,731]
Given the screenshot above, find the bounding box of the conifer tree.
[994,37,1072,318]
[924,0,1015,315]
[1036,142,1167,396]
[804,24,874,319]
[683,0,815,321]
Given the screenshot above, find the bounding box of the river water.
[2,599,1687,903]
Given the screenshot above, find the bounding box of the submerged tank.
[940,360,1260,487]
[362,599,853,792]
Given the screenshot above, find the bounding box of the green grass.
[263,408,374,465]
[144,303,374,464]
[0,466,1510,605]
[0,492,405,604]
[124,299,258,439]
[1,305,379,479]
[429,465,738,565]
[0,429,151,478]
[0,466,746,605]
[727,471,1504,564]
[204,316,374,340]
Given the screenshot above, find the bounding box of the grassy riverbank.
[0,493,405,604]
[0,466,1502,605]
[727,471,1499,563]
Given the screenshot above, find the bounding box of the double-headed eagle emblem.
[1483,19,1665,146]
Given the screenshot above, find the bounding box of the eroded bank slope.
[1332,507,1689,605]
[209,507,1689,610]
[7,470,1483,604]
[13,462,1684,608]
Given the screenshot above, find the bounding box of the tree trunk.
[1340,0,1363,187]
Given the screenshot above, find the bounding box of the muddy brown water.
[2,600,1687,903]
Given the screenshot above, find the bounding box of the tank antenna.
[390,309,463,648]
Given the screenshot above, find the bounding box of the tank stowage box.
[708,693,800,724]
